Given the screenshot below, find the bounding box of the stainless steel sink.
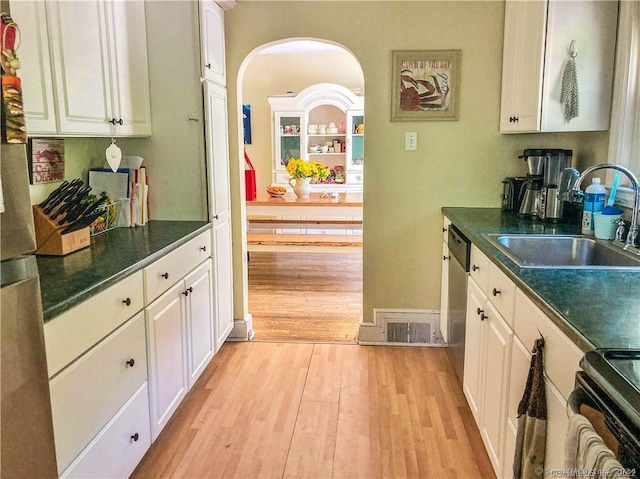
[483,234,640,269]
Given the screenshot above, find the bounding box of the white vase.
[289,178,311,198]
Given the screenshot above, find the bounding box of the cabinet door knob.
[117,119,123,126]
[476,307,484,315]
[183,289,189,296]
[200,246,207,252]
[480,313,488,321]
[126,358,135,367]
[131,433,139,442]
[182,287,193,297]
[442,227,447,233]
[213,214,219,220]
[122,297,131,306]
[205,63,211,69]
[161,272,169,279]
[472,265,479,272]
[443,255,450,261]
[492,288,501,296]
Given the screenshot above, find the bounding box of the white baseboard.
[227,313,254,341]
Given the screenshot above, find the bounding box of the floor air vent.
[386,322,433,344]
[375,309,444,346]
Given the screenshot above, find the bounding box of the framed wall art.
[242,104,252,144]
[390,49,461,121]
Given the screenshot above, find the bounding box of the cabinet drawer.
[470,244,490,293]
[45,270,144,377]
[50,313,147,473]
[61,382,151,479]
[514,289,583,399]
[144,229,212,303]
[487,262,516,327]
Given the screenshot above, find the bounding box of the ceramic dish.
[266,186,286,197]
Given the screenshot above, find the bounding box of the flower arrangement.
[285,158,330,181]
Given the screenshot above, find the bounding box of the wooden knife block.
[33,206,90,256]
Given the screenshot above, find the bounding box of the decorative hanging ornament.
[106,139,122,172]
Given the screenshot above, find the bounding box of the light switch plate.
[406,132,417,151]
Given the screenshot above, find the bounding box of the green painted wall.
[225,1,609,324]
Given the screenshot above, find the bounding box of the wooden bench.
[247,233,362,253]
[247,215,363,231]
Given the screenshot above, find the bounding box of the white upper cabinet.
[500,0,618,133]
[27,0,152,137]
[199,0,226,85]
[104,0,153,136]
[10,1,58,135]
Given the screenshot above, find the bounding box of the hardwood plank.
[132,342,496,479]
[248,252,362,343]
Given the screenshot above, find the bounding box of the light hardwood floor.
[132,342,495,479]
[248,252,362,343]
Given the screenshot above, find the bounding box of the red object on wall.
[244,150,257,201]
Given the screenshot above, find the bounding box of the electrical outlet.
[406,132,417,151]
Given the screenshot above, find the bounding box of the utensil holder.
[32,206,90,256]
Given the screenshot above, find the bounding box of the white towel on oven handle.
[565,412,626,478]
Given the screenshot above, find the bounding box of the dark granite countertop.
[37,220,211,322]
[441,208,640,352]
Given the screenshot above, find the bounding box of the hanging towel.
[513,337,547,479]
[561,57,579,123]
[565,413,626,478]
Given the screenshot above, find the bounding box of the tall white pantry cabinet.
[200,0,235,348]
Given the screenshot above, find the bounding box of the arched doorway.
[236,38,365,342]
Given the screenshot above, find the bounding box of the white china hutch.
[268,83,364,191]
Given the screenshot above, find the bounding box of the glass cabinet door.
[274,113,303,171]
[347,112,364,171]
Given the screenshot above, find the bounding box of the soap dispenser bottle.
[581,177,606,234]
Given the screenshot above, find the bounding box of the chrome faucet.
[564,164,640,250]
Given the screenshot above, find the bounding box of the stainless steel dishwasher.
[447,224,471,384]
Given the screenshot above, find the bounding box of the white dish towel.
[565,413,626,478]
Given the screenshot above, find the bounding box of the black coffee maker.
[501,177,528,212]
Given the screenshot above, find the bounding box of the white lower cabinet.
[462,242,585,479]
[61,383,151,479]
[145,256,215,441]
[48,311,149,476]
[463,278,487,422]
[185,260,215,388]
[479,300,513,474]
[146,281,190,442]
[463,276,512,475]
